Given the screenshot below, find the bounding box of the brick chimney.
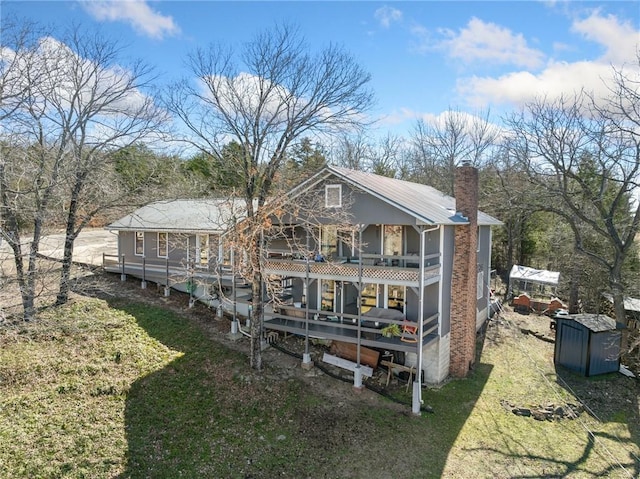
[450,163,478,377]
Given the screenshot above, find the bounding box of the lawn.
[0,290,638,478]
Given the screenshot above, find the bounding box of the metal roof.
[324,166,502,226]
[509,265,560,286]
[106,199,246,233]
[566,313,618,332]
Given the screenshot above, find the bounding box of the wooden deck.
[264,308,438,354]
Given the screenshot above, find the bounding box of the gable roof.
[288,165,501,226]
[106,199,246,234]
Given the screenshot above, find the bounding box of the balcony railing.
[264,252,440,285]
[264,306,439,354]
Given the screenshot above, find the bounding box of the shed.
[554,313,622,377]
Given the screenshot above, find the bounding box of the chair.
[400,320,418,343]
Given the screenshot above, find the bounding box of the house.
[104,198,247,306]
[104,165,501,413]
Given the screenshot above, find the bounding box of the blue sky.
[2,1,639,137]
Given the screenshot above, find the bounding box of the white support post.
[412,381,422,416]
[353,365,363,390]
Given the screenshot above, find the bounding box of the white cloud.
[437,17,545,69]
[374,6,403,29]
[571,10,639,64]
[80,0,180,40]
[457,11,640,109]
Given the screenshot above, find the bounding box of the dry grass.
[0,278,638,478]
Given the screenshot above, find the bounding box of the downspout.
[354,225,364,389]
[486,227,493,320]
[303,256,312,366]
[412,223,439,416]
[413,226,426,415]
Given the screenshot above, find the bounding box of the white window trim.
[157,232,168,258]
[134,231,144,256]
[325,184,342,208]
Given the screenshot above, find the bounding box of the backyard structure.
[554,313,622,377]
[104,165,501,414]
[508,265,565,315]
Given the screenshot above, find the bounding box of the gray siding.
[440,226,454,336]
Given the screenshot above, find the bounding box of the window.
[325,184,342,208]
[321,280,335,311]
[383,225,403,256]
[195,234,209,268]
[135,231,144,256]
[388,285,405,312]
[477,267,484,300]
[221,235,232,266]
[157,232,168,258]
[320,225,337,259]
[361,283,378,313]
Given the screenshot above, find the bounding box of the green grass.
[0,296,638,478]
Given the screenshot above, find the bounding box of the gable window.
[325,184,342,208]
[135,231,144,256]
[157,232,168,258]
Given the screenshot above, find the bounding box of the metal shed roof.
[568,313,618,332]
[324,166,502,226]
[106,199,246,233]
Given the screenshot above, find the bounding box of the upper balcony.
[263,252,441,287]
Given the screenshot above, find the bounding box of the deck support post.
[226,319,242,341]
[141,256,147,289]
[301,352,314,370]
[120,254,126,281]
[353,365,364,391]
[412,382,421,416]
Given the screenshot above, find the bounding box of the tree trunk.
[56,223,77,306]
[56,175,83,305]
[610,263,628,352]
[568,252,581,314]
[249,236,263,370]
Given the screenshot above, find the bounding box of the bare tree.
[330,131,404,177]
[409,109,498,195]
[505,79,640,345]
[165,23,374,370]
[1,21,165,319]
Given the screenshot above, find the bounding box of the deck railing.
[264,306,439,353]
[264,252,440,284]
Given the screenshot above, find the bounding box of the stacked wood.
[329,340,380,369]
